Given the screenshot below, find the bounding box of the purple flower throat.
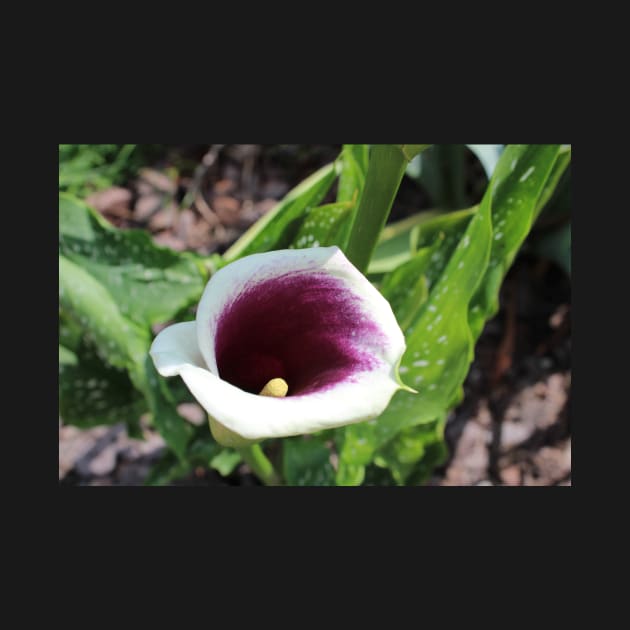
[214,271,383,396]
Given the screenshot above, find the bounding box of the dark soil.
[59,144,571,486]
[432,258,571,486]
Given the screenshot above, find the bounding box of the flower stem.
[345,144,430,273]
[237,443,282,486]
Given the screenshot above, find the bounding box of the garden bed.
[59,144,571,485]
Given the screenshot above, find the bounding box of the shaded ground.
[59,144,571,486]
[432,258,571,486]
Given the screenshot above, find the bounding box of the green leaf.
[368,225,414,274]
[290,201,353,249]
[367,210,442,275]
[59,262,146,437]
[410,206,475,254]
[138,357,193,461]
[404,437,449,486]
[58,193,214,459]
[59,344,77,366]
[223,161,338,260]
[186,433,222,464]
[59,255,150,370]
[333,144,371,251]
[282,436,335,486]
[468,144,564,341]
[59,312,83,352]
[374,416,446,485]
[379,240,439,331]
[59,144,137,196]
[59,342,146,429]
[335,461,366,486]
[145,431,237,485]
[381,209,477,336]
[534,145,571,219]
[59,194,207,328]
[392,202,492,404]
[336,144,369,205]
[59,254,193,460]
[210,450,242,476]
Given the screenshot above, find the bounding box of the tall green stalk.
[345,144,429,273]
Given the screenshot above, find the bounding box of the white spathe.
[150,246,409,446]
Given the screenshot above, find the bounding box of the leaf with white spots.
[282,436,335,486]
[290,201,353,249]
[337,194,493,483]
[59,255,150,370]
[411,207,474,256]
[59,253,193,460]
[379,238,441,330]
[337,144,569,484]
[59,194,208,328]
[59,342,145,429]
[282,144,369,249]
[468,144,564,340]
[59,312,83,352]
[137,357,193,460]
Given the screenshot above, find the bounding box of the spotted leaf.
[337,144,567,485]
[59,194,208,328]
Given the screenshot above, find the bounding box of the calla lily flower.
[150,246,409,447]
